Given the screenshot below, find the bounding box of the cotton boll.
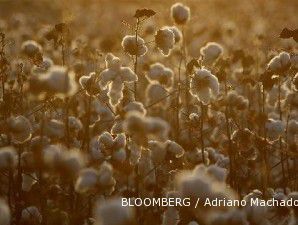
[21,40,42,58]
[0,200,10,225]
[89,136,105,161]
[68,116,83,132]
[30,65,77,97]
[146,63,174,88]
[265,119,284,141]
[60,149,85,177]
[190,68,219,104]
[148,140,167,165]
[99,53,138,106]
[75,168,99,193]
[226,91,249,110]
[155,27,175,56]
[162,207,180,225]
[165,140,184,158]
[123,111,170,145]
[79,72,102,96]
[22,173,37,192]
[206,165,227,182]
[200,42,223,65]
[21,206,42,224]
[168,26,182,44]
[112,148,126,163]
[0,146,17,170]
[98,162,115,194]
[32,57,53,73]
[171,3,190,25]
[94,198,134,225]
[146,83,169,108]
[44,119,65,139]
[267,51,291,73]
[123,101,146,115]
[8,115,32,144]
[121,35,147,56]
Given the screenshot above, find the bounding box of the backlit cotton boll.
[8,115,32,144]
[21,206,42,224]
[0,200,10,225]
[146,63,174,87]
[123,101,147,115]
[0,146,17,170]
[121,35,147,56]
[21,40,42,58]
[95,198,134,225]
[75,168,99,193]
[190,68,219,104]
[79,72,102,96]
[146,83,169,108]
[265,119,284,141]
[171,3,190,25]
[267,51,291,73]
[29,65,77,97]
[123,111,170,145]
[99,53,138,106]
[166,26,182,44]
[155,27,175,56]
[200,42,223,65]
[165,140,184,158]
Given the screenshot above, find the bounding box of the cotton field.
[0,0,297,225]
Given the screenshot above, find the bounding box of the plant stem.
[134,18,140,101]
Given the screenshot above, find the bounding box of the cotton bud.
[94,198,134,225]
[75,168,99,193]
[21,40,42,58]
[0,146,17,170]
[190,68,219,104]
[146,63,174,88]
[155,27,175,56]
[200,42,223,65]
[21,206,42,224]
[0,200,10,225]
[8,115,32,144]
[171,3,190,25]
[121,35,147,56]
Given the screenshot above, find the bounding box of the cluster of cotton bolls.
[0,1,297,225]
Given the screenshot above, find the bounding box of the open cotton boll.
[123,111,170,145]
[165,140,184,158]
[89,136,105,161]
[99,53,138,106]
[165,26,182,44]
[267,51,291,73]
[265,119,284,141]
[32,56,53,73]
[190,68,219,104]
[121,35,147,56]
[200,42,223,65]
[155,27,175,56]
[44,119,65,139]
[162,207,180,225]
[148,140,167,165]
[94,198,134,225]
[123,101,147,115]
[21,40,42,57]
[75,168,99,193]
[30,65,78,97]
[22,173,37,192]
[60,149,85,176]
[0,200,10,225]
[21,206,42,224]
[8,115,32,144]
[146,83,169,108]
[226,91,249,110]
[146,63,174,88]
[79,72,102,96]
[0,146,17,170]
[171,2,190,25]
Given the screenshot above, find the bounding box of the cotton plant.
[99,53,138,106]
[171,2,191,25]
[155,27,175,56]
